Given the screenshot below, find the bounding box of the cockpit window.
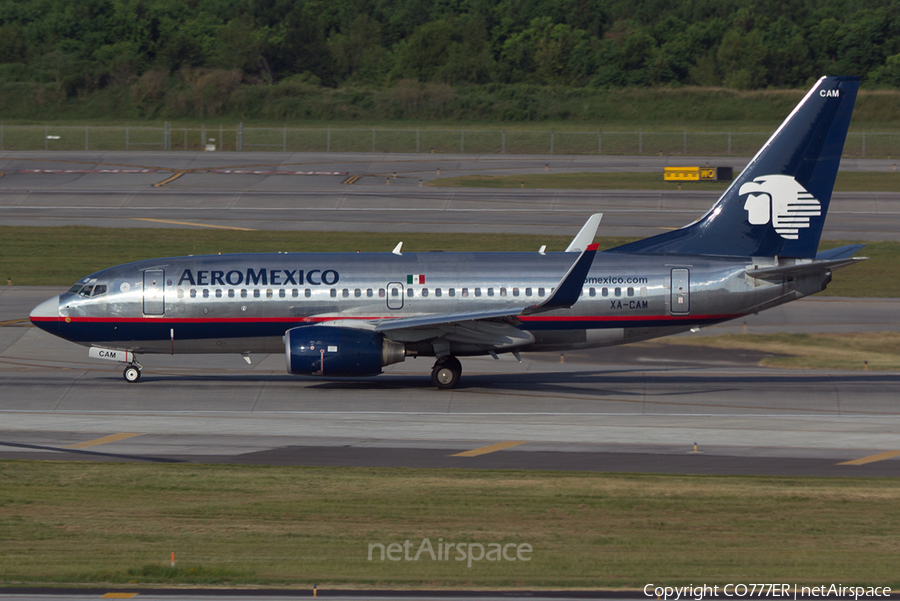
[78,285,94,298]
[91,285,107,297]
[68,284,84,294]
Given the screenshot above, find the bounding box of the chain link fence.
[1,123,897,158]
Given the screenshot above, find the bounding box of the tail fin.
[610,76,860,259]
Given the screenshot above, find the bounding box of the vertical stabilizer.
[609,76,859,258]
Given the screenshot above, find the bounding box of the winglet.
[392,242,403,255]
[523,243,599,315]
[565,213,603,252]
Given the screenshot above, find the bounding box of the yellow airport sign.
[664,167,720,181]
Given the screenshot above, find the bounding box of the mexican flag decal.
[407,274,425,285]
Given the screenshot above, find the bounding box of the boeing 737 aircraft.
[31,76,865,389]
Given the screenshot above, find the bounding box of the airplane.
[30,76,865,390]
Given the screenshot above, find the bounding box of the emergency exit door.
[670,268,690,315]
[386,282,404,310]
[143,269,165,315]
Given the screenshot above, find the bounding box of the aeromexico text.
[176,268,639,288]
[177,268,340,287]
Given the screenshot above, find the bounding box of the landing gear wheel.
[431,356,461,390]
[123,365,141,383]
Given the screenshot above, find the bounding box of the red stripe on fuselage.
[32,313,742,325]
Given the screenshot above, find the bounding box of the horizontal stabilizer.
[745,256,867,280]
[815,244,865,261]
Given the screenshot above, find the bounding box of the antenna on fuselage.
[392,242,403,255]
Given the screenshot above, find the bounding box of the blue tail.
[610,76,860,259]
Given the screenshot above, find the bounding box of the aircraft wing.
[373,243,600,335]
[374,307,525,332]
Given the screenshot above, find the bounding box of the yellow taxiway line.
[152,171,185,187]
[839,450,900,465]
[452,441,527,457]
[131,218,256,231]
[66,433,143,449]
[101,594,138,599]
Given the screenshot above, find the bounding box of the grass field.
[1,227,894,297]
[1,461,898,588]
[648,332,900,371]
[431,171,900,192]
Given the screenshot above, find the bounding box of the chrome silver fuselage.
[37,251,830,357]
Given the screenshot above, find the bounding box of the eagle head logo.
[739,174,821,240]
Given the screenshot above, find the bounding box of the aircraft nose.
[30,295,60,335]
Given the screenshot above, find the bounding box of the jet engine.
[285,325,405,377]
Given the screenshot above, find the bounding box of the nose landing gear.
[123,360,143,383]
[431,356,462,390]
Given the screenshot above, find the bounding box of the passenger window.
[474,288,481,297]
[640,286,648,297]
[462,288,468,297]
[202,289,209,298]
[513,288,519,297]
[253,289,260,298]
[602,287,608,297]
[305,289,311,298]
[367,288,373,297]
[500,287,507,297]
[228,289,235,298]
[525,287,532,296]
[354,288,361,298]
[342,289,349,298]
[330,289,337,298]
[422,288,429,297]
[177,289,185,299]
[265,289,272,298]
[627,287,634,297]
[279,289,285,298]
[241,290,247,298]
[91,285,107,297]
[435,288,442,297]
[292,289,298,298]
[379,288,386,298]
[407,288,414,297]
[615,287,621,297]
[487,288,494,297]
[589,287,596,297]
[391,288,399,297]
[190,289,197,298]
[538,287,545,297]
[449,288,455,297]
[215,289,222,298]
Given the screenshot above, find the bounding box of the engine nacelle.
[285,325,405,377]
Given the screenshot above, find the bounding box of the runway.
[2,288,898,477]
[1,151,899,239]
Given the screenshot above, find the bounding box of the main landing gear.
[431,356,462,390]
[123,360,143,383]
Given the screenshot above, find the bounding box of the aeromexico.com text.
[368,538,532,568]
[178,268,339,287]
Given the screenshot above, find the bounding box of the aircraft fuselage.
[32,251,825,356]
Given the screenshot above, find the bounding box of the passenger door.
[143,269,165,315]
[670,268,690,315]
